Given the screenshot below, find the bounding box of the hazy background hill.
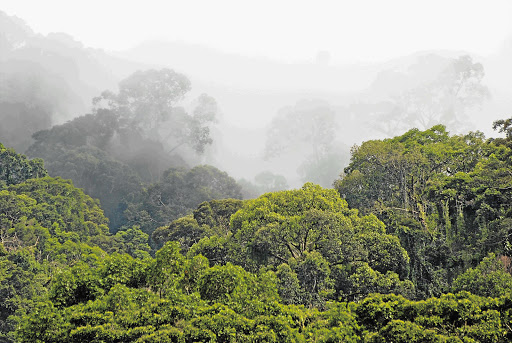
[1,9,512,186]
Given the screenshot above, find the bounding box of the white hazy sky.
[2,0,512,64]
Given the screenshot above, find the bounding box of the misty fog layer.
[1,9,511,207]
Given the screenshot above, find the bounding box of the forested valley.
[3,9,512,343]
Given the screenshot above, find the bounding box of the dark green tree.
[126,166,242,237]
[0,142,47,186]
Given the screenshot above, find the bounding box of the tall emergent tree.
[179,183,413,306]
[92,68,217,157]
[27,69,222,230]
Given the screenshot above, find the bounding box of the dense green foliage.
[4,118,512,341]
[0,143,47,186]
[157,184,414,307]
[335,124,512,297]
[13,248,512,343]
[0,147,151,341]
